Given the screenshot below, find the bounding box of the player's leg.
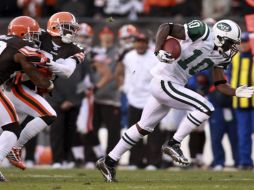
[235,109,252,167]
[208,107,226,168]
[96,78,170,182]
[5,84,56,169]
[225,109,239,167]
[96,95,169,182]
[0,90,20,181]
[159,81,214,165]
[11,85,56,147]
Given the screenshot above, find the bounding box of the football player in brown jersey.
[40,11,85,78]
[6,12,85,170]
[4,16,57,171]
[0,16,52,181]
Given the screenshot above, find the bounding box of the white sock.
[15,117,47,149]
[0,131,17,161]
[92,144,105,158]
[72,146,84,160]
[108,125,143,161]
[173,111,209,142]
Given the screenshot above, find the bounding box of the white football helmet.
[212,20,241,58]
[118,24,138,49]
[75,23,94,48]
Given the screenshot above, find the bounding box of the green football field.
[0,168,254,190]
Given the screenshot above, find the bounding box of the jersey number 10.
[177,49,214,75]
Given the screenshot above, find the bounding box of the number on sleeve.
[187,20,202,28]
[186,20,206,41]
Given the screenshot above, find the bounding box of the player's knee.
[204,109,214,116]
[1,122,21,138]
[202,100,215,116]
[206,105,215,116]
[40,115,56,125]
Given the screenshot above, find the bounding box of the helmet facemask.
[23,27,41,48]
[213,20,241,59]
[55,19,79,44]
[216,35,240,59]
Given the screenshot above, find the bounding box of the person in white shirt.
[117,33,159,168]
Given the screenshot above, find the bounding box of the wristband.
[214,80,227,86]
[168,23,174,35]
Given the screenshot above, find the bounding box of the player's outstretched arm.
[213,67,254,98]
[155,23,185,53]
[15,53,52,89]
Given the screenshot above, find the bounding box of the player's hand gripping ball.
[162,38,181,59]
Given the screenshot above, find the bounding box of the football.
[162,38,181,59]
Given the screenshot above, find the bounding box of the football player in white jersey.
[96,19,254,182]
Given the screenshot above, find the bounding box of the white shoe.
[213,165,223,171]
[85,162,95,169]
[25,160,34,168]
[145,165,157,171]
[62,161,75,169]
[52,162,62,169]
[127,165,138,170]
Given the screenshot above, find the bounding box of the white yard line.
[17,174,74,178]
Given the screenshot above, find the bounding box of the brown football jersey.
[0,35,45,85]
[39,31,85,63]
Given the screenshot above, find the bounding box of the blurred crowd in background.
[0,0,254,171]
[1,0,254,19]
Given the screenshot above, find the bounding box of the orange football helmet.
[47,11,79,43]
[8,16,41,47]
[118,24,138,39]
[77,23,93,37]
[75,23,94,48]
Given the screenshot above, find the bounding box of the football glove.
[235,85,254,98]
[46,58,76,78]
[156,50,174,63]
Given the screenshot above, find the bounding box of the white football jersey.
[151,20,231,85]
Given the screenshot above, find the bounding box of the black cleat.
[0,171,7,182]
[96,157,116,182]
[162,142,190,166]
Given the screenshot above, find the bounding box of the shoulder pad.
[72,43,84,51]
[39,31,51,41]
[186,20,209,42]
[1,35,34,50]
[19,46,48,64]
